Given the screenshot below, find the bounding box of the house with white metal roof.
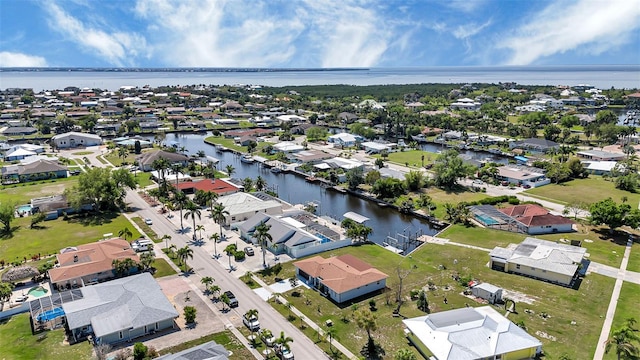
[489,237,588,287]
[403,306,541,360]
[217,192,283,226]
[51,131,103,149]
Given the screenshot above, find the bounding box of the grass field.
[0,212,141,262]
[374,149,437,169]
[604,282,640,360]
[135,172,154,188]
[257,243,614,359]
[204,136,273,154]
[0,177,78,205]
[626,243,640,272]
[152,258,177,278]
[524,176,640,206]
[132,216,160,242]
[0,313,92,360]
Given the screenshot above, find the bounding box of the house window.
[155,322,159,330]
[231,216,236,221]
[119,331,123,339]
[516,264,520,270]
[531,267,535,271]
[144,325,148,334]
[542,270,546,273]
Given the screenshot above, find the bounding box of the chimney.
[73,255,78,263]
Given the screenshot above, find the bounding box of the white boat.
[215,144,225,152]
[270,167,282,173]
[240,154,255,163]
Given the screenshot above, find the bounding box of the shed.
[471,282,503,304]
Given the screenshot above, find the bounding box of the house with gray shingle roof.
[62,272,179,344]
[155,340,229,360]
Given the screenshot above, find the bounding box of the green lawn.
[257,243,614,359]
[135,172,154,188]
[426,187,490,219]
[158,331,253,358]
[152,258,177,278]
[0,177,78,205]
[131,216,160,242]
[0,313,92,360]
[374,150,437,168]
[204,136,273,154]
[524,176,640,206]
[0,212,141,262]
[604,282,640,360]
[438,224,525,249]
[626,243,640,272]
[71,151,93,156]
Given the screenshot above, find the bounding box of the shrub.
[184,306,197,323]
[234,251,246,261]
[133,342,148,360]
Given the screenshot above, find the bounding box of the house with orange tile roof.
[172,178,240,195]
[499,204,575,235]
[48,238,140,290]
[293,254,388,303]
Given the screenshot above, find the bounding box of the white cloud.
[499,0,640,65]
[453,20,492,40]
[43,2,148,66]
[0,52,48,67]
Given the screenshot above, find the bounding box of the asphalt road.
[125,190,328,360]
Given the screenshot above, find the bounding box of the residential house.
[470,283,503,304]
[0,126,38,136]
[508,138,559,154]
[576,149,625,162]
[361,141,393,154]
[450,98,481,111]
[4,147,37,161]
[173,178,240,196]
[1,159,68,183]
[290,150,333,164]
[294,254,387,303]
[136,150,190,171]
[403,306,542,360]
[582,161,620,175]
[273,141,304,153]
[51,131,103,149]
[63,273,179,344]
[327,132,363,147]
[48,238,140,290]
[155,341,229,360]
[216,192,283,225]
[489,237,588,287]
[499,204,575,235]
[495,165,549,188]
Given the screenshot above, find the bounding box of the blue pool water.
[16,204,32,213]
[475,214,499,225]
[316,233,332,244]
[28,286,48,298]
[37,307,65,322]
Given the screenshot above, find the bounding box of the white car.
[14,295,28,303]
[145,218,153,225]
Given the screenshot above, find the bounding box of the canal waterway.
[156,132,440,252]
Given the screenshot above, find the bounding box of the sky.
[0,0,639,68]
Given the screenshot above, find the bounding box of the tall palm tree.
[117,147,128,164]
[219,292,230,311]
[184,201,202,241]
[245,308,260,338]
[207,192,219,216]
[171,163,183,187]
[161,234,172,250]
[243,177,254,192]
[212,203,229,240]
[118,227,133,241]
[325,326,338,351]
[210,233,221,259]
[209,285,221,300]
[253,223,273,268]
[152,157,171,187]
[173,190,188,230]
[275,331,294,352]
[224,244,237,271]
[355,309,378,351]
[195,224,205,240]
[176,246,194,270]
[225,164,235,177]
[605,327,640,360]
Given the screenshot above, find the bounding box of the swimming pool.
[475,214,499,226]
[316,233,332,244]
[16,204,32,213]
[36,307,65,322]
[28,286,48,298]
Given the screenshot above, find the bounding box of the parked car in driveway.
[275,344,294,360]
[244,247,255,256]
[260,329,276,347]
[243,313,260,331]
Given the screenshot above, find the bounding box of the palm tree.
[225,164,235,177]
[176,246,194,270]
[207,192,219,216]
[605,326,640,360]
[162,234,172,250]
[201,276,214,294]
[152,157,171,186]
[355,309,378,354]
[212,203,229,240]
[224,244,237,271]
[209,284,221,300]
[219,292,230,311]
[139,252,155,271]
[255,176,267,191]
[167,244,177,259]
[394,348,417,360]
[173,190,188,230]
[243,177,254,192]
[210,233,221,259]
[275,331,294,352]
[117,147,128,164]
[183,201,201,240]
[171,163,183,187]
[325,326,338,351]
[195,224,205,240]
[118,227,133,241]
[253,222,273,268]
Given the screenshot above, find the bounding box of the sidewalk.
[251,275,358,360]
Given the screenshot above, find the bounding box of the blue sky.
[1,0,639,68]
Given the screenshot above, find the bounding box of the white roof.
[323,157,364,170]
[361,142,391,151]
[583,161,618,172]
[10,143,44,152]
[403,306,541,360]
[6,148,36,157]
[52,131,102,141]
[217,192,282,217]
[328,133,358,142]
[343,212,370,224]
[274,141,304,152]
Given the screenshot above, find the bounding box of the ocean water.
[0,65,638,91]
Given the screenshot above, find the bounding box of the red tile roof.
[499,204,574,227]
[499,204,549,218]
[294,254,388,294]
[173,179,239,195]
[48,238,139,284]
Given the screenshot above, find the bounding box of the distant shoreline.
[0,67,369,73]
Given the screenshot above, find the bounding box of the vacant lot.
[604,282,640,360]
[1,177,78,205]
[0,212,141,262]
[625,243,640,273]
[524,176,640,206]
[375,149,437,169]
[0,313,92,360]
[257,243,614,359]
